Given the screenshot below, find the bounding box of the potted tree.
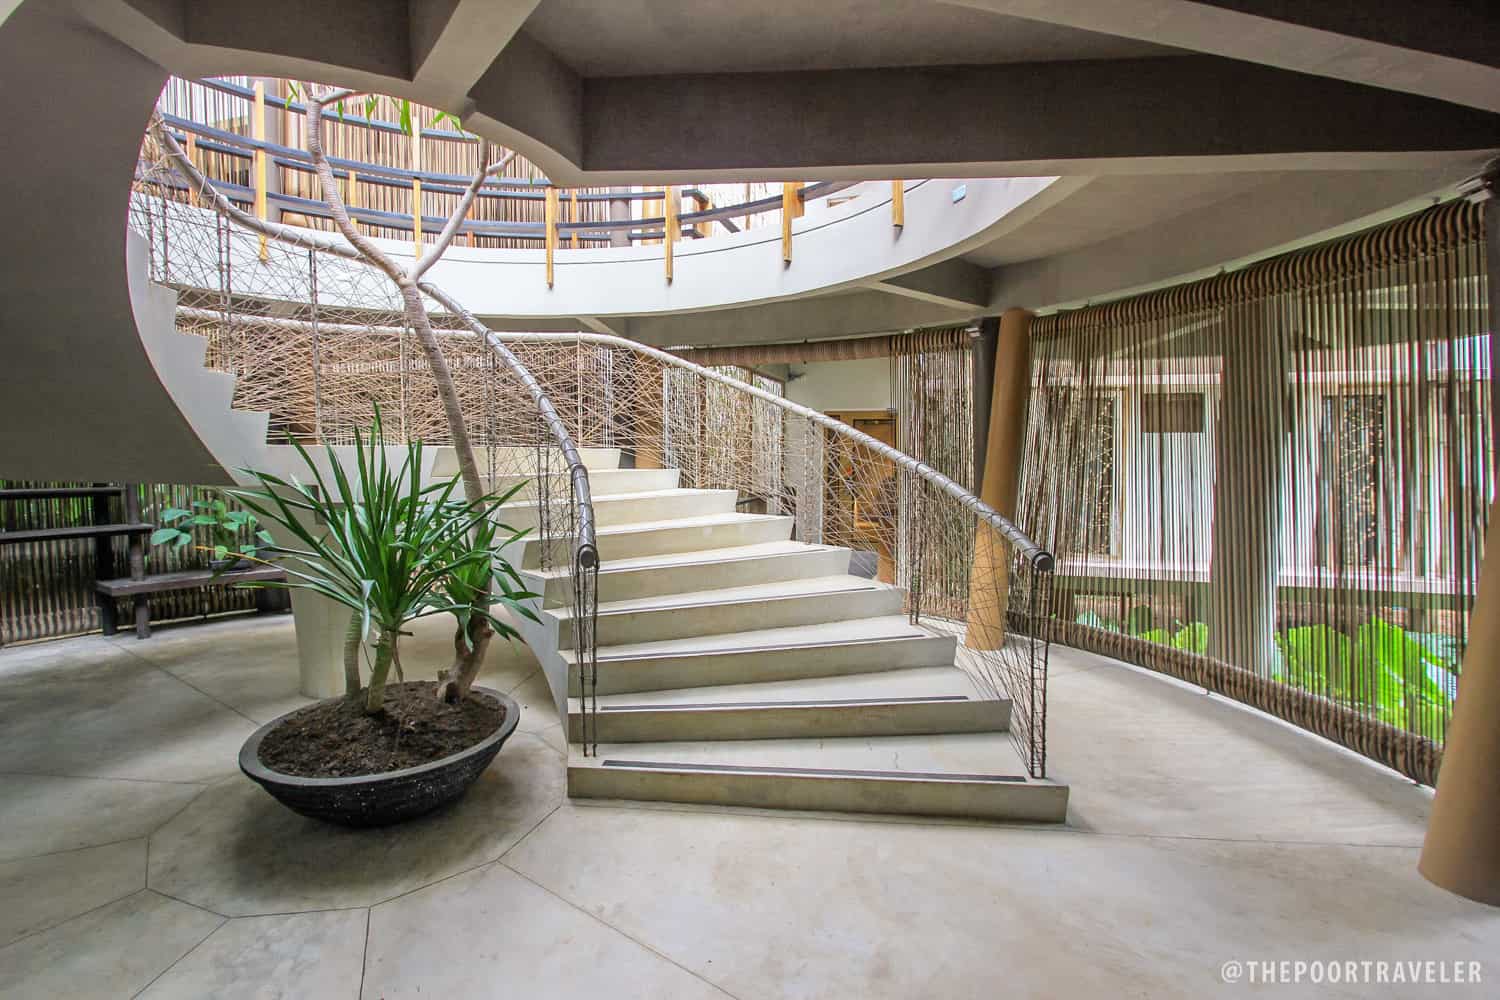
[232,413,540,826]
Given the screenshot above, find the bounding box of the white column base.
[290,588,351,699]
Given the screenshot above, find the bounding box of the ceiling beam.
[577,316,625,337]
[409,0,540,108]
[946,0,1500,112]
[566,55,1499,182]
[867,258,992,310]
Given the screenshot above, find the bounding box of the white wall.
[781,358,895,516]
[785,358,894,413]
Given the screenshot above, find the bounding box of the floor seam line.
[495,801,564,862]
[0,768,212,786]
[358,907,371,1000]
[360,797,565,913]
[498,859,746,1000]
[0,886,146,954]
[150,887,232,920]
[128,898,228,999]
[113,641,262,726]
[0,834,147,865]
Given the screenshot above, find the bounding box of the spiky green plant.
[230,411,538,713]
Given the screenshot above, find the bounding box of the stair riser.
[524,516,793,569]
[569,698,1010,743]
[544,546,851,607]
[434,446,621,480]
[567,634,957,696]
[483,468,681,501]
[504,490,737,534]
[560,587,902,648]
[567,767,1068,822]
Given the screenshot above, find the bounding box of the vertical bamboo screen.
[1020,199,1490,784]
[894,327,976,617]
[0,483,261,644]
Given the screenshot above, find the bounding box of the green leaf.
[1170,622,1209,654]
[150,527,181,546]
[399,99,413,138]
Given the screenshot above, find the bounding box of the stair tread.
[484,466,679,494]
[570,665,989,713]
[562,613,938,663]
[532,540,844,580]
[499,487,733,515]
[570,731,1037,783]
[563,574,894,619]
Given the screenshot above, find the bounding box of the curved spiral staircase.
[470,450,1069,822]
[118,211,1070,823]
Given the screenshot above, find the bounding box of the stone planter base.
[239,687,520,827]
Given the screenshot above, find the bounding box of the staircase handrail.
[487,332,1053,572]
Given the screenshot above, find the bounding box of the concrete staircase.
[511,450,1069,823]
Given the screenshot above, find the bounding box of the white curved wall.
[142,176,1058,322]
[405,177,1059,318]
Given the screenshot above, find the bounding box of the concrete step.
[521,512,793,569]
[498,488,737,533]
[565,615,957,696]
[485,467,681,501]
[568,731,1068,822]
[534,540,851,607]
[555,575,903,648]
[567,665,1007,742]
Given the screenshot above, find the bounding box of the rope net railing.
[132,120,604,750]
[1020,198,1490,785]
[131,125,1054,776]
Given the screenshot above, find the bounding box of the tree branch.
[303,86,407,285]
[150,117,358,261]
[410,151,519,281]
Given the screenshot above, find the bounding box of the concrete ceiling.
[4,0,1495,359]
[522,1,1181,77]
[961,172,1282,268]
[80,0,1499,185]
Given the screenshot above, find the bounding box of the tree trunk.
[343,611,363,698]
[365,631,396,714]
[397,284,497,703]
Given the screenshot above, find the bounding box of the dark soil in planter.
[257,682,505,778]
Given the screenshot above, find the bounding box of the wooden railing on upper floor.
[157,76,896,283]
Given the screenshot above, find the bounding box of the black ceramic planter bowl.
[239,687,520,827]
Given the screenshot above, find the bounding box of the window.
[1141,392,1204,434]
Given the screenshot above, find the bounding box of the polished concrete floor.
[0,612,1495,998]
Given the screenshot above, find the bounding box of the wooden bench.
[95,566,290,639]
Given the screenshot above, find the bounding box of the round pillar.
[966,307,1032,650]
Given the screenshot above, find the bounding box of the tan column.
[1421,188,1500,907]
[1422,504,1500,905]
[965,307,1032,649]
[632,357,666,469]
